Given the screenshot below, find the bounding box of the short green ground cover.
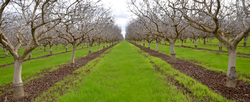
[161,39,250,54]
[38,41,228,102]
[54,41,191,102]
[0,44,87,66]
[0,45,103,86]
[142,42,250,83]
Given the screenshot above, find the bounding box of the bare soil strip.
[133,43,250,101]
[0,44,116,102]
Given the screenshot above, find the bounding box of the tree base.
[195,45,197,48]
[13,83,24,99]
[226,77,237,88]
[244,43,246,47]
[171,54,176,63]
[219,47,222,52]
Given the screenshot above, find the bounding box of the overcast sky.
[101,0,132,38]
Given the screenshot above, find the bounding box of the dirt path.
[133,43,250,101]
[0,43,117,102]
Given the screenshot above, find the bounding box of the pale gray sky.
[101,0,132,37]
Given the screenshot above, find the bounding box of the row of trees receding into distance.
[125,0,250,88]
[0,0,123,98]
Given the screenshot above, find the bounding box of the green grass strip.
[144,42,250,77]
[0,45,102,85]
[55,41,190,102]
[135,45,229,101]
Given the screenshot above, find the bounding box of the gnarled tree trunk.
[70,44,76,65]
[98,42,100,51]
[50,45,53,55]
[148,42,150,49]
[170,42,176,63]
[181,40,184,46]
[226,48,237,88]
[89,45,92,53]
[156,42,158,52]
[243,36,248,47]
[194,39,197,48]
[5,50,8,57]
[13,58,24,98]
[219,41,222,52]
[27,51,32,60]
[143,40,145,47]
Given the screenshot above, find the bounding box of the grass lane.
[164,39,250,54]
[0,45,104,86]
[55,41,191,102]
[142,42,250,83]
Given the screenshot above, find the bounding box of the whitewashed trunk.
[226,48,237,88]
[27,51,32,60]
[13,58,24,98]
[195,39,197,48]
[50,46,52,55]
[156,42,158,52]
[148,43,150,49]
[70,44,76,65]
[103,42,105,49]
[219,41,222,52]
[170,43,176,63]
[143,40,145,47]
[5,50,8,57]
[89,45,92,53]
[98,43,100,51]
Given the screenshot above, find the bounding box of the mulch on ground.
[133,43,250,102]
[0,44,116,102]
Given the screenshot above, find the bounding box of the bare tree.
[176,0,250,87]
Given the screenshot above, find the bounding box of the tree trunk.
[148,43,150,49]
[156,42,158,52]
[27,51,32,60]
[13,58,24,98]
[89,45,92,54]
[243,36,248,47]
[107,43,109,47]
[184,39,186,43]
[65,45,67,52]
[195,39,197,48]
[44,46,46,52]
[103,42,105,49]
[55,45,58,50]
[3,47,5,52]
[5,50,8,57]
[226,48,237,88]
[198,38,200,42]
[70,44,76,65]
[207,38,209,42]
[50,46,52,55]
[40,46,42,50]
[203,38,206,45]
[98,43,100,51]
[170,42,176,63]
[181,40,184,47]
[143,40,145,47]
[112,42,113,46]
[219,41,222,52]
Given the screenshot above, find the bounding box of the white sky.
[101,0,132,38]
